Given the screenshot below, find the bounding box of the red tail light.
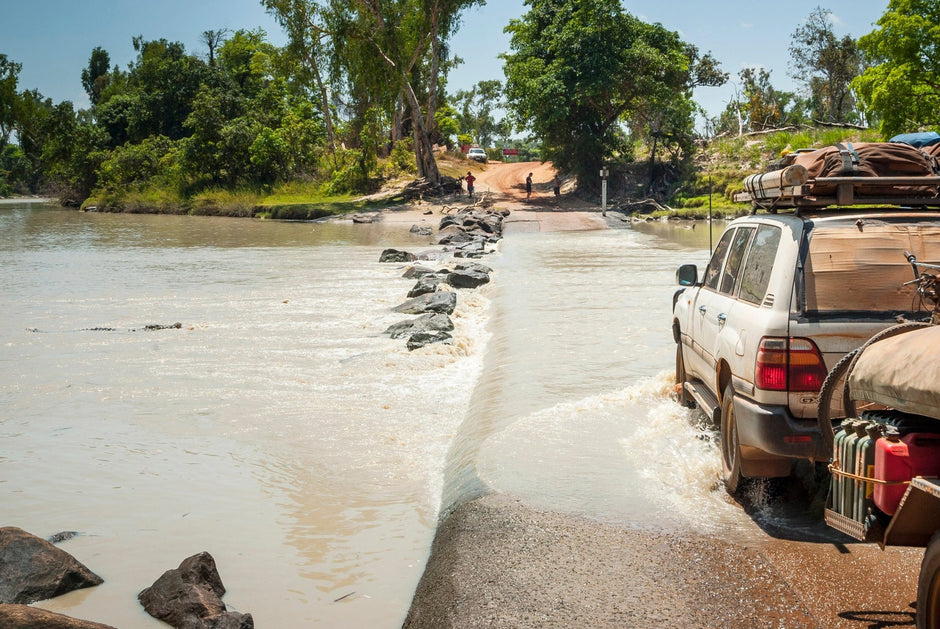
[755,337,828,392]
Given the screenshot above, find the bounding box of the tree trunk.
[425,2,442,131]
[401,76,440,182]
[647,133,658,193]
[308,47,337,154]
[391,93,406,143]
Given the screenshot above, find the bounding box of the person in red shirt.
[465,171,476,198]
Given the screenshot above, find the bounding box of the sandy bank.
[403,495,817,628]
[403,494,922,628]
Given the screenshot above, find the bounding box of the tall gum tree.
[502,0,724,190]
[787,7,861,124]
[264,0,338,153]
[268,0,482,184]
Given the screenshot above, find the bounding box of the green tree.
[451,79,503,148]
[271,0,483,185]
[81,46,111,106]
[201,29,229,67]
[0,55,22,150]
[712,67,809,137]
[263,0,338,152]
[788,6,861,123]
[434,104,460,148]
[114,37,211,142]
[502,0,725,189]
[853,0,940,136]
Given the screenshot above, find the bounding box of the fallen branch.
[617,197,674,213]
[811,119,869,130]
[742,126,798,137]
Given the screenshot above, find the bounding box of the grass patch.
[257,183,406,220]
[83,186,188,213]
[190,188,262,217]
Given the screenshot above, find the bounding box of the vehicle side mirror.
[676,264,698,286]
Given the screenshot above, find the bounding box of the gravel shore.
[404,495,819,628]
[403,494,922,628]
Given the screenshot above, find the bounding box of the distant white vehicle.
[467,147,487,163]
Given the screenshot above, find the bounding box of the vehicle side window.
[739,225,782,304]
[719,227,755,295]
[704,229,735,290]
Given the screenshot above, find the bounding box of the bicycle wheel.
[841,321,931,419]
[816,347,860,457]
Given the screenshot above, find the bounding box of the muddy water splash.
[440,225,767,537]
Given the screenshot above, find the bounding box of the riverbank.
[403,494,921,628]
[404,494,812,628]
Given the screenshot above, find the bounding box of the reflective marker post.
[601,167,608,216]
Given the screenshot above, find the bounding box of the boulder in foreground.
[138,552,253,629]
[0,604,116,629]
[0,527,103,605]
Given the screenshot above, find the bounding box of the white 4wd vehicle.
[467,147,488,163]
[673,161,940,492]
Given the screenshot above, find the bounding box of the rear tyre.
[675,344,694,409]
[720,383,743,494]
[917,532,940,629]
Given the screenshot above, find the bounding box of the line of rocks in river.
[378,206,509,350]
[0,527,251,628]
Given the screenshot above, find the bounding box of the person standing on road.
[465,171,476,198]
[553,175,560,200]
[525,172,533,202]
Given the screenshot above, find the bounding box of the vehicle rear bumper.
[733,396,827,461]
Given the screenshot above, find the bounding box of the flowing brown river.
[0,201,921,627]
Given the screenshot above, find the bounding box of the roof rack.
[733,172,940,214]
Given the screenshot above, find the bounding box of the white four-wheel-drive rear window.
[804,221,940,313]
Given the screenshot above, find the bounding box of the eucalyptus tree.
[0,55,22,150]
[451,79,503,148]
[263,0,338,152]
[80,47,112,107]
[502,0,725,189]
[201,29,229,67]
[853,0,940,136]
[267,0,483,184]
[788,6,861,124]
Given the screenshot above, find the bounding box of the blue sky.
[2,0,888,124]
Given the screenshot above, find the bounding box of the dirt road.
[470,161,607,232]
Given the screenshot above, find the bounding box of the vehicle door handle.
[717,313,727,326]
[698,306,707,315]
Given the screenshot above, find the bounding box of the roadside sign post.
[600,167,609,216]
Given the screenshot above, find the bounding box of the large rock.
[392,291,457,315]
[438,230,474,245]
[0,604,116,629]
[407,276,442,298]
[379,248,416,263]
[453,241,487,258]
[138,552,253,629]
[454,262,492,275]
[407,330,453,351]
[384,313,455,339]
[446,269,490,289]
[401,265,438,279]
[0,527,103,605]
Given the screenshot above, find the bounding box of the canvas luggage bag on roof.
[791,142,937,197]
